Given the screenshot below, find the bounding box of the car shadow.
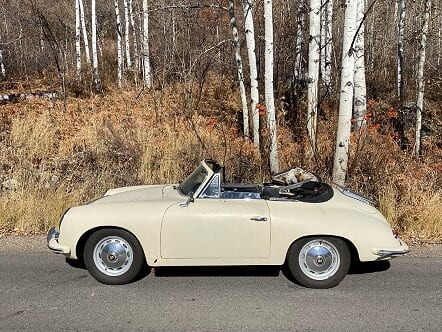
[153,261,391,278]
[348,260,391,274]
[153,265,281,278]
[65,258,391,281]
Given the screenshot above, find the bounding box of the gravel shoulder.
[1,235,441,257]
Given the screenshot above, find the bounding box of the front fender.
[58,200,174,264]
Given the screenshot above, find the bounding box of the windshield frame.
[179,162,213,196]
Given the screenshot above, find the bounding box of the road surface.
[0,236,441,331]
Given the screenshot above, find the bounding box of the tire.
[83,228,145,285]
[286,237,351,289]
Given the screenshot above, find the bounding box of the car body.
[48,159,409,288]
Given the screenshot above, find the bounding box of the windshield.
[179,165,208,196]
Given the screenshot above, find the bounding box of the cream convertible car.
[48,160,408,288]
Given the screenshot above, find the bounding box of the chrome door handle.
[250,216,268,222]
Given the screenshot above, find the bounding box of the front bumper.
[47,227,71,255]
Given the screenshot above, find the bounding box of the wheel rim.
[298,239,340,281]
[93,236,134,277]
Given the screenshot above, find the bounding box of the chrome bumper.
[373,240,410,259]
[47,227,70,255]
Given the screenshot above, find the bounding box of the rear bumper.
[373,239,409,259]
[47,227,71,255]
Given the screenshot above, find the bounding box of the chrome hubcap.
[299,239,340,280]
[93,236,133,276]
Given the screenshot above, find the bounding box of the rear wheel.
[84,229,145,285]
[287,237,351,288]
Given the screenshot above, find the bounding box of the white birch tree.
[78,0,91,64]
[307,0,321,152]
[75,0,82,81]
[322,0,333,88]
[264,0,279,173]
[397,0,406,102]
[242,0,260,150]
[123,0,132,70]
[91,0,102,91]
[142,0,152,88]
[229,0,249,138]
[0,48,5,79]
[115,0,123,86]
[332,0,357,185]
[320,0,326,83]
[353,0,367,131]
[415,0,431,156]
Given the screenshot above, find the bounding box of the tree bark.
[128,0,139,71]
[353,0,367,132]
[91,0,102,91]
[115,0,123,86]
[229,0,249,139]
[142,0,152,88]
[333,0,357,186]
[415,0,431,157]
[75,0,82,81]
[123,0,132,70]
[264,0,279,173]
[397,0,406,102]
[294,2,306,86]
[322,0,333,88]
[307,0,321,153]
[242,0,260,150]
[0,48,5,79]
[78,0,90,64]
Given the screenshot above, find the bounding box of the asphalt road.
[0,236,441,332]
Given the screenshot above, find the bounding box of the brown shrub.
[0,78,440,241]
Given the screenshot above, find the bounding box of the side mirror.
[180,192,194,208]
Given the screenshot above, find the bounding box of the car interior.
[203,160,334,203]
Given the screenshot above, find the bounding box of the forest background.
[0,0,441,241]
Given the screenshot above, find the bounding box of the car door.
[160,177,270,259]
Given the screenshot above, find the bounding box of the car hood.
[89,184,183,205]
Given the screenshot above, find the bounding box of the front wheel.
[84,229,145,285]
[286,237,351,289]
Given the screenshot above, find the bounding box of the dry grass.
[0,78,441,240]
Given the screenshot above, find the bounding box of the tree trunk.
[323,0,333,88]
[397,0,406,102]
[123,0,132,70]
[242,0,260,150]
[115,0,123,86]
[264,0,279,174]
[415,0,431,157]
[128,0,139,72]
[229,0,249,139]
[332,0,357,186]
[91,0,102,91]
[353,0,367,132]
[75,0,82,81]
[142,0,152,88]
[0,48,5,79]
[294,1,305,84]
[307,0,321,153]
[78,0,90,64]
[438,8,441,68]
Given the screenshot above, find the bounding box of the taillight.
[392,230,399,239]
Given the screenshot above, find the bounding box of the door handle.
[250,216,268,222]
